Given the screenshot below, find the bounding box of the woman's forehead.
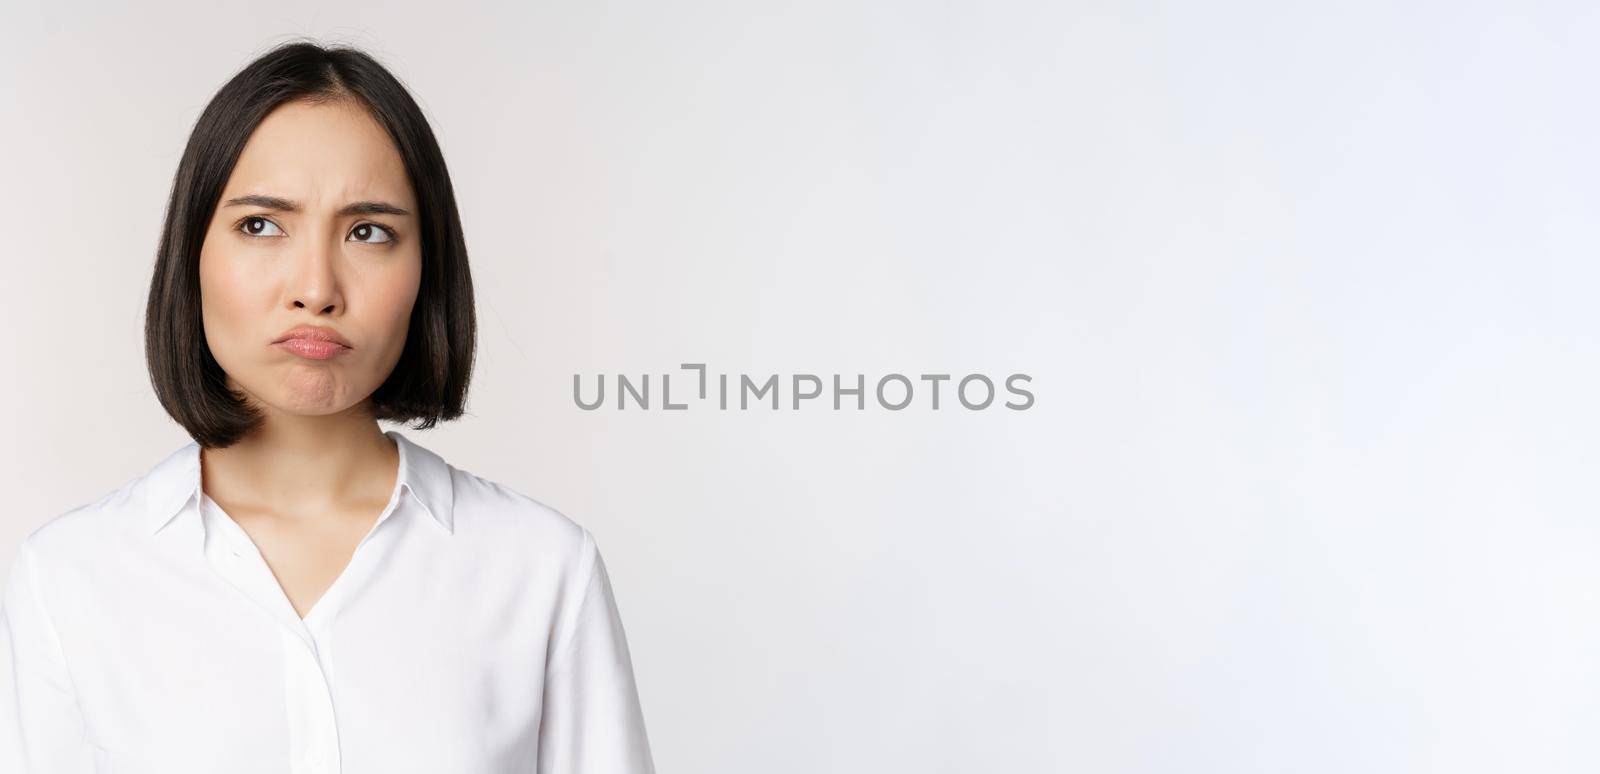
[223,100,414,210]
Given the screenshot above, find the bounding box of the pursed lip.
[272,325,353,348]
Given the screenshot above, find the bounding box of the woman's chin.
[258,368,360,415]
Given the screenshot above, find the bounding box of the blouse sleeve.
[0,537,96,772]
[537,529,656,774]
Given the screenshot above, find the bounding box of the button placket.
[284,628,342,774]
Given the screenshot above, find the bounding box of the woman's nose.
[289,233,344,314]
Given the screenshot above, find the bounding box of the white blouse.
[0,430,655,773]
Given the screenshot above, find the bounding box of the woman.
[0,41,655,773]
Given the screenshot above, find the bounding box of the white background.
[3,1,1597,771]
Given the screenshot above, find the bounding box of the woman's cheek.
[200,254,263,369]
[374,257,422,360]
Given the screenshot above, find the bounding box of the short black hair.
[145,40,476,449]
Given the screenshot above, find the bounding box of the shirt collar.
[141,429,455,537]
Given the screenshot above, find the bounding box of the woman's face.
[198,98,421,418]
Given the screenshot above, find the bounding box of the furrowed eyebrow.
[341,201,412,217]
[222,194,411,217]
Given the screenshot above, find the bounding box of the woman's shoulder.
[23,437,205,546]
[396,430,589,547]
[434,465,606,594]
[440,462,598,564]
[10,468,153,573]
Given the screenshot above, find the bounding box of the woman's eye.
[238,216,284,238]
[349,223,395,244]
